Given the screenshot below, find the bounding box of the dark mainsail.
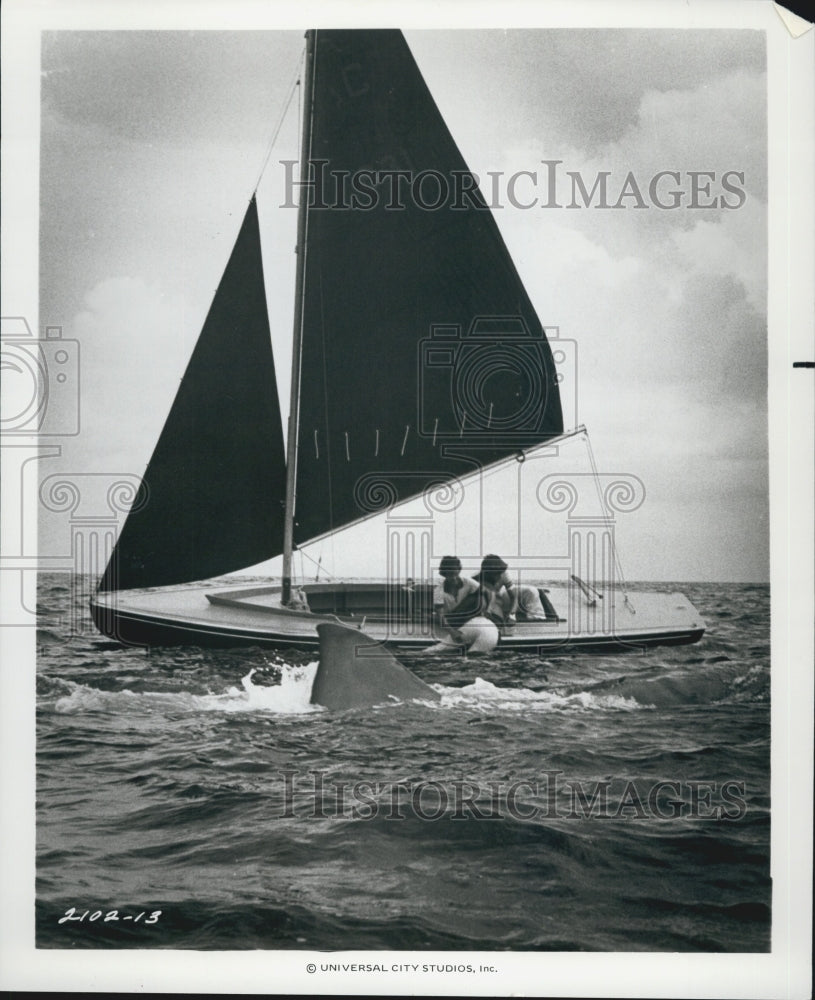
[292,30,563,547]
[98,197,286,591]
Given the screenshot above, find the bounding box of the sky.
[35,26,769,582]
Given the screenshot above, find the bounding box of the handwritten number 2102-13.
[58,908,162,924]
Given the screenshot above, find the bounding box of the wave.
[434,677,649,712]
[581,661,769,708]
[36,628,65,645]
[39,669,655,720]
[38,653,767,719]
[41,663,321,717]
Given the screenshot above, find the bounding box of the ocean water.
[36,576,770,951]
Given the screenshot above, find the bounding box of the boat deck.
[90,580,706,653]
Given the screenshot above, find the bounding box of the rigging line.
[252,46,305,196]
[299,546,336,580]
[297,53,301,162]
[582,430,635,612]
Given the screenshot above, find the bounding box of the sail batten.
[98,197,286,592]
[292,29,563,549]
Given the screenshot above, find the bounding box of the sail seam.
[297,426,586,553]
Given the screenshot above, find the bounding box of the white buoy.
[458,616,500,653]
[423,616,500,655]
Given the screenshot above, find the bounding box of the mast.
[282,28,316,606]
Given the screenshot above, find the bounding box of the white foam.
[434,677,648,713]
[48,666,650,717]
[214,663,321,714]
[52,662,322,716]
[732,663,767,686]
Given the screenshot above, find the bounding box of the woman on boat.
[432,555,479,627]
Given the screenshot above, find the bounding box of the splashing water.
[231,663,321,714]
[50,662,321,716]
[434,676,650,712]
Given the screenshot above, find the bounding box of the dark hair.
[480,553,507,574]
[438,555,462,574]
[477,553,508,586]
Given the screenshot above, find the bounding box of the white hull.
[90,580,705,654]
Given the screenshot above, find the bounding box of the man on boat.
[426,553,549,654]
[474,554,549,625]
[427,555,498,653]
[473,554,513,623]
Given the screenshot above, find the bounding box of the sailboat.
[90,29,705,654]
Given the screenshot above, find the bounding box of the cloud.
[41,31,303,145]
[72,276,190,471]
[480,61,768,493]
[544,66,767,257]
[612,68,766,200]
[671,198,766,313]
[412,29,766,161]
